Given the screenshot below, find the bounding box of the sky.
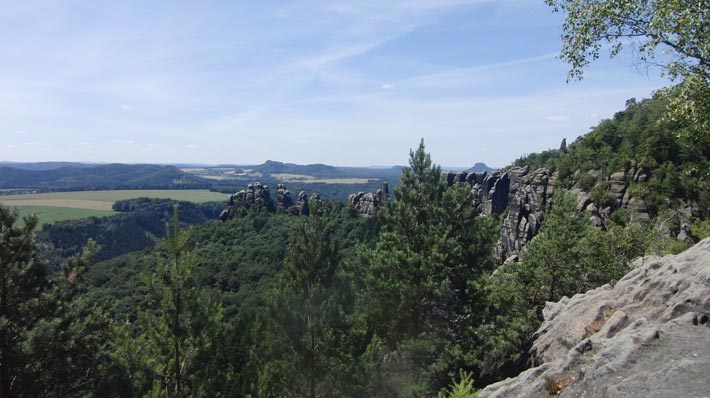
[0,0,673,168]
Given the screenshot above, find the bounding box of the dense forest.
[0,164,210,190]
[3,125,704,396]
[2,0,709,396]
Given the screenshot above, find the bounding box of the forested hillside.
[2,0,708,396]
[516,88,710,220]
[5,126,700,396]
[38,198,224,263]
[0,164,209,190]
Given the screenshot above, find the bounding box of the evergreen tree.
[0,206,44,398]
[256,212,362,397]
[116,205,223,398]
[361,140,497,395]
[0,205,116,398]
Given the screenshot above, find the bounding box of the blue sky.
[0,0,672,167]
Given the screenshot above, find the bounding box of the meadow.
[268,173,372,184]
[0,189,227,226]
[14,206,117,226]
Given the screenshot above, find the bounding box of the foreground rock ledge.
[479,238,710,398]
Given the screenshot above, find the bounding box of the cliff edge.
[479,238,710,398]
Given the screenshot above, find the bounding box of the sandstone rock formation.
[478,238,710,398]
[463,160,694,262]
[445,167,556,262]
[220,182,317,220]
[348,182,389,217]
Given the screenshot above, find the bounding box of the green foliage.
[691,219,710,240]
[542,0,710,217]
[438,370,478,398]
[516,192,649,305]
[0,164,210,190]
[477,194,651,384]
[545,0,710,82]
[0,205,124,397]
[254,214,364,397]
[39,198,222,262]
[116,206,223,398]
[516,89,709,220]
[0,205,45,397]
[360,140,498,395]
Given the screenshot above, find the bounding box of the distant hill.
[0,164,209,190]
[0,161,99,170]
[249,160,345,178]
[336,166,404,179]
[466,162,496,172]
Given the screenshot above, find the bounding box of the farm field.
[14,206,116,227]
[0,189,227,226]
[268,173,372,184]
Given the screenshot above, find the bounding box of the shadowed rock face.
[450,161,693,262]
[478,238,710,398]
[348,182,389,217]
[219,183,320,220]
[446,166,556,263]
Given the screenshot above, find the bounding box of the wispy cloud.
[0,1,672,165]
[545,115,569,123]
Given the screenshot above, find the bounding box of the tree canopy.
[546,0,709,82]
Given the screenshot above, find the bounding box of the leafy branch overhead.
[546,0,709,82]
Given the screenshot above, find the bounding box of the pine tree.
[361,140,497,395]
[0,206,112,398]
[117,205,222,398]
[0,206,44,398]
[256,211,360,397]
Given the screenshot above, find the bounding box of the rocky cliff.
[348,182,389,217]
[478,238,710,398]
[448,160,695,263]
[444,166,556,263]
[219,183,321,221]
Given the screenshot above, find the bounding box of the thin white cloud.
[381,83,396,89]
[402,52,559,88]
[545,115,569,123]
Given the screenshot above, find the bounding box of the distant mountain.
[0,164,209,189]
[466,162,496,172]
[336,166,404,178]
[250,160,345,178]
[0,161,100,170]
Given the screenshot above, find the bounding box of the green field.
[14,206,117,227]
[269,173,372,184]
[0,189,227,210]
[0,189,228,227]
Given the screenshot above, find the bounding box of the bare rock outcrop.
[447,166,556,262]
[348,182,389,217]
[220,182,318,220]
[478,238,710,398]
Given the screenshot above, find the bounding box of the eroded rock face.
[478,238,710,398]
[227,182,274,214]
[447,167,556,262]
[221,182,317,219]
[348,182,389,217]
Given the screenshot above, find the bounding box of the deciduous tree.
[546,0,709,82]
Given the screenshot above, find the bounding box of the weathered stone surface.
[348,182,389,217]
[275,184,294,212]
[456,166,556,262]
[608,171,627,206]
[221,182,318,219]
[478,238,710,398]
[228,182,274,213]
